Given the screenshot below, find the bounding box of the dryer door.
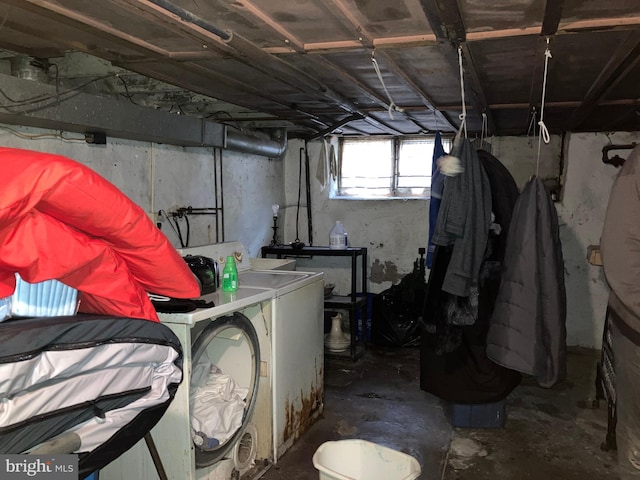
[190,311,260,467]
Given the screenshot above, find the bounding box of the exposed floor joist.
[222,0,429,135]
[316,0,455,133]
[528,1,566,134]
[569,29,640,130]
[1,0,639,137]
[418,0,496,135]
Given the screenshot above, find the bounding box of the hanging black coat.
[420,150,521,404]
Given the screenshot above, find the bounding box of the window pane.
[397,138,434,189]
[337,136,451,199]
[340,138,393,196]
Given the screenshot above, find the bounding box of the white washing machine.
[238,269,324,461]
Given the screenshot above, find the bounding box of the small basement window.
[336,135,451,199]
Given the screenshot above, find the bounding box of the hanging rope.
[371,49,403,120]
[527,107,537,137]
[536,38,552,176]
[457,46,467,140]
[480,112,488,144]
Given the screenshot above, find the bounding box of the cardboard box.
[587,245,603,266]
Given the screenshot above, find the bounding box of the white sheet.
[190,354,248,446]
[0,342,181,452]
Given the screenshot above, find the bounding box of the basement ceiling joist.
[0,0,638,139]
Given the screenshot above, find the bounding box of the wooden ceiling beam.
[215,0,421,134]
[526,1,565,133]
[411,99,640,111]
[459,43,494,133]
[272,17,640,54]
[375,48,457,130]
[123,0,373,126]
[418,0,496,135]
[121,60,330,126]
[607,106,640,131]
[364,113,409,136]
[560,16,640,32]
[0,16,67,58]
[466,27,540,41]
[224,0,305,53]
[9,0,171,58]
[541,0,566,36]
[262,17,640,55]
[418,0,465,42]
[10,1,332,128]
[321,0,456,131]
[314,56,401,110]
[569,29,640,130]
[527,38,554,133]
[306,55,433,133]
[122,0,413,138]
[373,34,438,48]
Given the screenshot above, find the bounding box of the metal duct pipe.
[10,56,50,84]
[226,128,288,158]
[0,72,285,157]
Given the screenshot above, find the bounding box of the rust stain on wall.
[370,258,402,284]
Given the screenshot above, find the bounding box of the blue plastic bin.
[449,400,507,428]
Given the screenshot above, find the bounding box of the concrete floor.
[258,346,618,480]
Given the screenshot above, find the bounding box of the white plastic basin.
[312,439,421,480]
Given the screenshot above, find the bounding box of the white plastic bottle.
[329,221,348,250]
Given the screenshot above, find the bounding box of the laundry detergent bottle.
[222,256,238,292]
[329,221,348,250]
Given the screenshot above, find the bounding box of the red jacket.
[0,147,200,321]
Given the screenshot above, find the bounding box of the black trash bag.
[371,255,426,347]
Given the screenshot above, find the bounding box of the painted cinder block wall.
[3,123,639,348]
[0,125,284,258]
[282,132,640,349]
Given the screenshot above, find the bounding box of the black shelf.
[324,295,366,309]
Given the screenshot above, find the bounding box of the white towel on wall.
[316,139,328,191]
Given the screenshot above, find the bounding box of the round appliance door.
[190,311,260,467]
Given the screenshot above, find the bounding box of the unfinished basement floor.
[259,346,618,480]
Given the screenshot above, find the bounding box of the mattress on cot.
[0,314,183,478]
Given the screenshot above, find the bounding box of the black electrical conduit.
[304,141,313,245]
[147,0,232,40]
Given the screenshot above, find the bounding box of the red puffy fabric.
[0,147,200,320]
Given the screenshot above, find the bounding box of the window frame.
[335,135,450,200]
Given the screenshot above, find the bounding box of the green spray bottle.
[222,256,238,292]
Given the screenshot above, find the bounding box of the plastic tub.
[312,439,421,480]
[449,400,507,428]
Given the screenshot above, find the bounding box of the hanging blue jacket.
[426,132,446,268]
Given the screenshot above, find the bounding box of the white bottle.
[329,221,348,250]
